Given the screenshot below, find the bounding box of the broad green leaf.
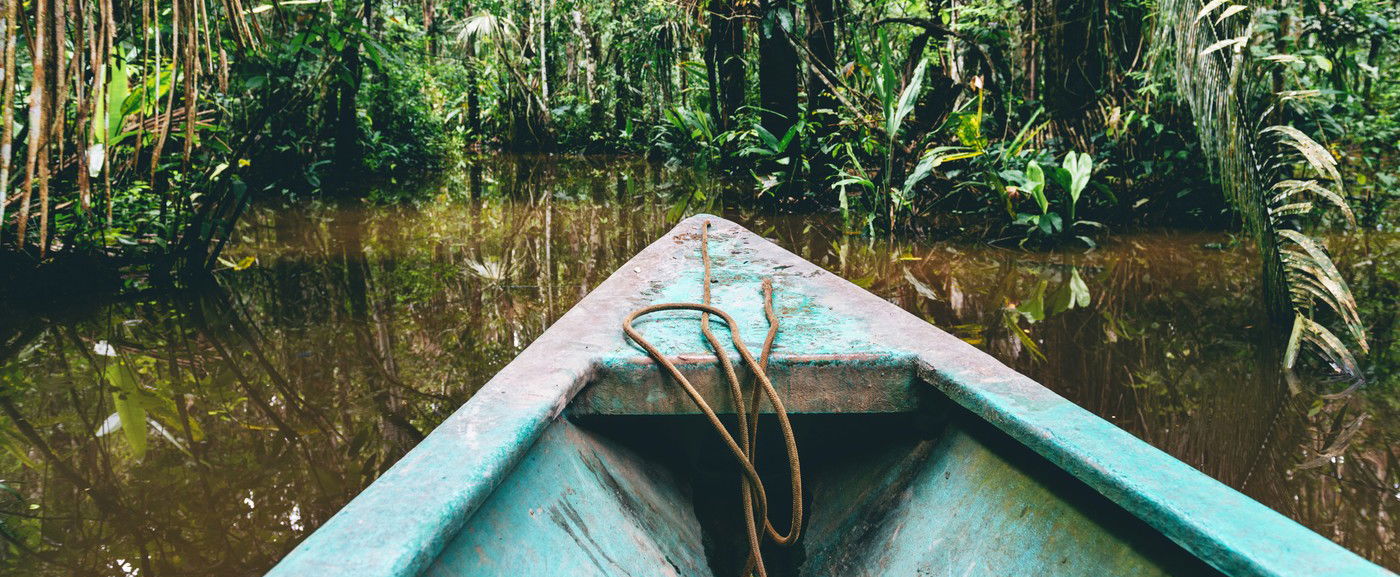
[1025,161,1048,214]
[1068,268,1091,308]
[112,390,147,460]
[105,362,147,459]
[1062,151,1093,203]
[1019,280,1048,322]
[902,148,939,193]
[887,59,927,139]
[105,60,130,144]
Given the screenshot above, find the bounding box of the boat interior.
[420,361,1226,577]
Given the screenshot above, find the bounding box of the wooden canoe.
[266,215,1391,577]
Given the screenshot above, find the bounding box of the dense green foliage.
[0,0,1391,259]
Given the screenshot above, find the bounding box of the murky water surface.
[1,155,1395,574]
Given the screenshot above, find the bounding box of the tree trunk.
[1040,0,1106,144]
[757,0,798,139]
[706,0,745,133]
[806,0,837,184]
[806,0,836,113]
[612,49,627,134]
[466,46,480,142]
[333,0,372,185]
[538,0,549,110]
[422,0,436,56]
[0,0,17,243]
[18,0,48,248]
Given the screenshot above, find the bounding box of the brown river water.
[0,154,1395,574]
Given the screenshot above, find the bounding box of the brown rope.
[622,221,803,577]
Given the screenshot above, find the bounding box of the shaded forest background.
[0,0,1391,261]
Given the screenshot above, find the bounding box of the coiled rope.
[621,221,803,577]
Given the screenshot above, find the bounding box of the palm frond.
[464,258,507,283]
[1285,314,1361,377]
[1157,0,1367,376]
[1262,125,1343,185]
[1268,180,1355,225]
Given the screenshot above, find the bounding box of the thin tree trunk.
[150,0,180,227]
[463,0,480,142]
[1025,0,1037,103]
[50,0,67,164]
[102,0,114,227]
[0,0,17,243]
[183,0,199,171]
[612,47,626,134]
[75,0,91,217]
[466,38,479,141]
[422,0,435,55]
[18,0,49,248]
[333,0,372,183]
[538,0,548,109]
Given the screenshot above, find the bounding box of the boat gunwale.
[264,214,1391,577]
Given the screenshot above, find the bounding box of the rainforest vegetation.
[0,0,1392,374]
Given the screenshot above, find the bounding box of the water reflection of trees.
[0,156,702,575]
[738,215,1397,567]
[0,155,1393,573]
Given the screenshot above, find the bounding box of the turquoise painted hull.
[266,216,1392,577]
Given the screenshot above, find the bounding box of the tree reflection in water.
[0,154,1394,575]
